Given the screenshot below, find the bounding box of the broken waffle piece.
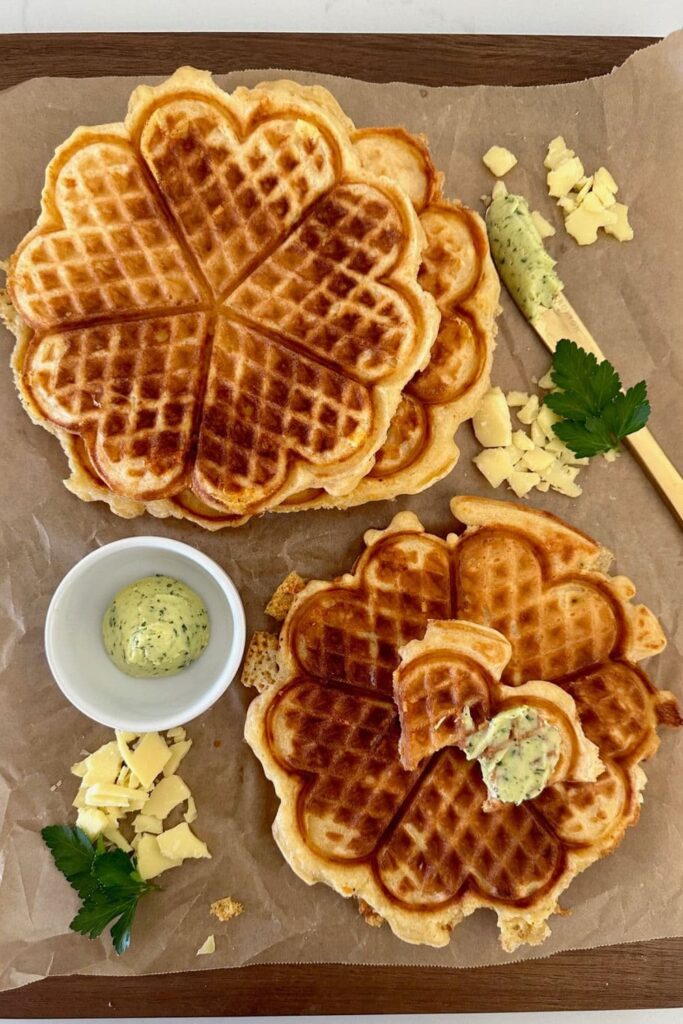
[394,620,509,771]
[265,571,307,620]
[210,896,245,922]
[241,631,279,692]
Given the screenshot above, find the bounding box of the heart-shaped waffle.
[245,496,680,950]
[8,68,439,516]
[81,107,498,528]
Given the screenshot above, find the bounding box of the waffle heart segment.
[8,68,440,520]
[246,496,680,950]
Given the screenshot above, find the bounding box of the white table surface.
[2,5,680,1022]
[0,0,680,35]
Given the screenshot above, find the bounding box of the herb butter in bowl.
[45,538,245,732]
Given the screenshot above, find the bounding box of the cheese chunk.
[117,731,171,789]
[547,156,584,197]
[521,449,555,473]
[491,179,509,200]
[511,430,534,451]
[506,390,530,408]
[103,823,133,852]
[473,387,512,447]
[133,813,164,835]
[76,807,108,839]
[541,463,583,497]
[136,834,182,881]
[141,775,191,820]
[530,421,546,447]
[483,145,517,177]
[536,480,551,492]
[166,727,187,742]
[536,403,561,440]
[516,395,540,424]
[530,210,556,238]
[473,448,516,488]
[594,166,618,194]
[157,822,211,862]
[508,470,541,498]
[85,783,139,808]
[197,935,216,956]
[544,136,573,170]
[184,795,198,825]
[557,195,577,214]
[72,741,122,787]
[162,739,192,778]
[604,202,633,242]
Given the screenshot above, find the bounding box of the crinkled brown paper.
[0,31,681,993]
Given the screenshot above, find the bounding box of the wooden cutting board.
[2,31,680,1018]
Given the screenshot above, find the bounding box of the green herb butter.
[103,575,209,678]
[486,192,564,320]
[464,704,561,804]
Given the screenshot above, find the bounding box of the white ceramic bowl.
[45,537,246,732]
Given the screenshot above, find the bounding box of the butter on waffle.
[394,619,602,779]
[245,496,680,950]
[7,67,439,519]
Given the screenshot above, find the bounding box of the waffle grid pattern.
[13,84,431,515]
[261,513,675,926]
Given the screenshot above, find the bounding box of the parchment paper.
[0,33,681,993]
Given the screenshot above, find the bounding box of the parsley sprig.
[545,339,650,458]
[42,825,158,954]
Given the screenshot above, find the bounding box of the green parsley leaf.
[601,382,651,440]
[553,418,614,458]
[547,339,650,458]
[550,339,621,418]
[41,826,97,899]
[42,823,157,955]
[110,900,139,956]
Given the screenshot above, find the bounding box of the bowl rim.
[44,535,246,732]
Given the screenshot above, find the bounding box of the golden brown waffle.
[8,68,439,518]
[167,119,499,527]
[244,496,680,950]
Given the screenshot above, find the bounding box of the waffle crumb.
[265,571,307,620]
[357,898,384,928]
[210,896,244,922]
[241,632,279,692]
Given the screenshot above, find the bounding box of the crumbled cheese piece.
[544,136,573,170]
[592,183,616,208]
[536,480,551,492]
[536,403,561,440]
[473,387,512,447]
[521,449,556,473]
[72,741,122,787]
[603,448,620,462]
[141,775,191,820]
[162,739,192,778]
[564,202,613,246]
[167,727,187,742]
[547,156,584,198]
[473,448,517,488]
[557,195,577,214]
[157,822,211,862]
[133,813,164,835]
[103,823,133,852]
[541,462,583,497]
[84,782,142,808]
[508,470,541,499]
[604,202,634,242]
[184,795,198,824]
[196,935,216,956]
[76,807,108,840]
[506,390,530,408]
[482,145,518,176]
[211,896,244,922]
[594,166,618,194]
[491,179,509,200]
[530,210,556,238]
[530,420,546,448]
[574,177,594,203]
[537,371,555,389]
[511,429,535,451]
[136,834,182,881]
[116,731,172,789]
[517,395,540,424]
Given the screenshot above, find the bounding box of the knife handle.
[625,427,683,525]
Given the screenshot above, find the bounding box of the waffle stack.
[245,496,680,950]
[5,69,498,528]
